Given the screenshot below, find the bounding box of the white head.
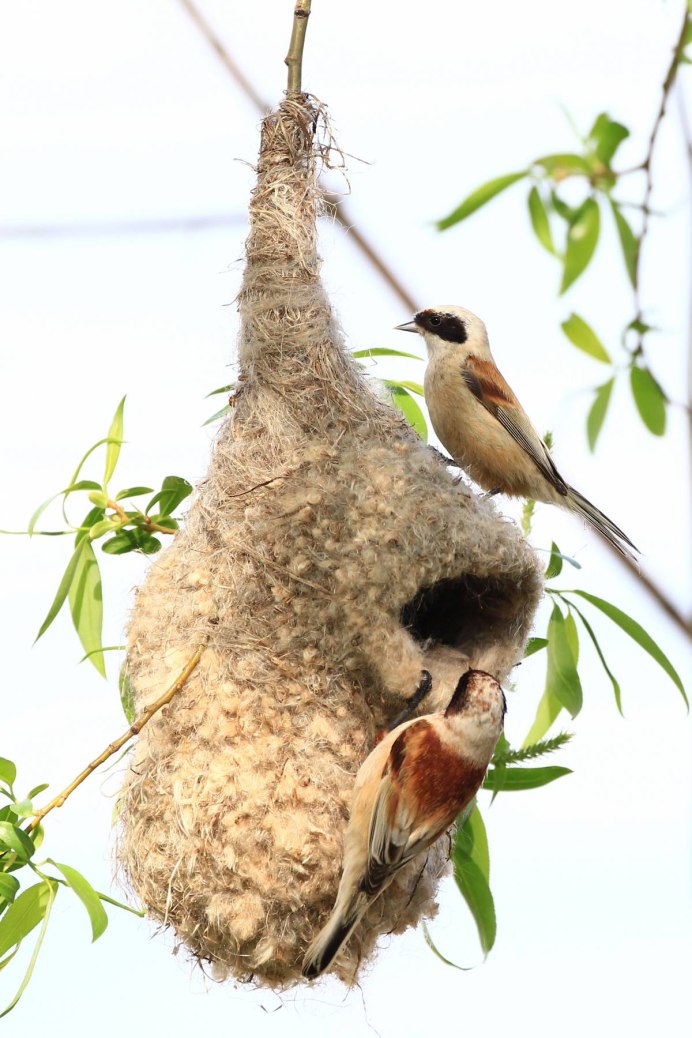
[396,304,490,359]
[442,668,506,763]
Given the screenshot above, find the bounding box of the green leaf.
[352,347,422,361]
[0,880,55,959]
[114,486,153,501]
[587,113,629,165]
[524,637,548,657]
[567,591,687,706]
[387,385,428,442]
[609,199,638,287]
[630,366,666,435]
[87,518,118,541]
[564,611,579,663]
[74,506,105,546]
[34,541,86,642]
[204,384,233,398]
[28,479,104,535]
[545,605,583,717]
[50,861,108,941]
[383,379,424,396]
[586,378,614,452]
[567,599,623,714]
[67,540,105,678]
[483,766,572,791]
[146,476,193,517]
[203,404,231,427]
[27,784,48,800]
[0,761,16,789]
[0,875,19,904]
[550,190,576,222]
[0,823,35,861]
[561,313,611,363]
[535,153,592,178]
[103,396,126,488]
[545,542,563,579]
[560,198,600,294]
[437,171,527,230]
[527,186,556,255]
[421,921,471,971]
[0,879,57,1019]
[452,843,496,956]
[119,667,136,723]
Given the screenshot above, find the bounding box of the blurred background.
[0,1,689,1035]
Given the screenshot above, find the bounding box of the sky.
[0,1,690,1035]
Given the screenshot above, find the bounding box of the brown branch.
[631,4,690,356]
[285,0,312,94]
[27,640,208,833]
[176,0,270,113]
[599,535,691,636]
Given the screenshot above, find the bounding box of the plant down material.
[117,94,543,986]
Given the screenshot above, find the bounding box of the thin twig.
[27,640,208,833]
[177,0,269,112]
[631,4,690,356]
[285,0,312,94]
[106,499,176,537]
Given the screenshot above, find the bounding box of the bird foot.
[386,670,433,732]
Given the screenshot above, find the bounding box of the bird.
[396,305,638,559]
[301,668,505,979]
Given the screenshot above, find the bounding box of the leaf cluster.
[9,398,192,678]
[437,111,670,447]
[0,758,141,1016]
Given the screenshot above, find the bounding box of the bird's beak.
[395,320,419,334]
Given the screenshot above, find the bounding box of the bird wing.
[363,724,438,895]
[462,356,568,496]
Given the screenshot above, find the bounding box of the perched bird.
[302,669,505,979]
[396,305,638,558]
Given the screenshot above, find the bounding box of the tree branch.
[631,3,690,355]
[285,0,312,94]
[27,640,208,833]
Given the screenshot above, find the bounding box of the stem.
[106,499,176,537]
[631,4,689,347]
[285,0,312,94]
[26,640,208,833]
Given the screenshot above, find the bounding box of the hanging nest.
[117,94,543,987]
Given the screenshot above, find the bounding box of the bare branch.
[27,640,208,832]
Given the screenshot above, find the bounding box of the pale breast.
[424,364,536,495]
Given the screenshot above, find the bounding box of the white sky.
[0,1,690,1035]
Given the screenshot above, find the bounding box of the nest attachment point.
[117,94,543,987]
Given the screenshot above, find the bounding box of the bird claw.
[386,670,433,732]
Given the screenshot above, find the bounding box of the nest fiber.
[118,95,543,986]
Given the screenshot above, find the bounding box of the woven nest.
[117,94,543,987]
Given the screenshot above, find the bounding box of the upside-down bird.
[301,668,505,979]
[396,304,638,559]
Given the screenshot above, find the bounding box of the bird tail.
[565,486,639,560]
[301,893,368,980]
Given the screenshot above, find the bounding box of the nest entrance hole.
[401,575,520,655]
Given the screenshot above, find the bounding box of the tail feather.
[302,894,368,979]
[566,486,639,559]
